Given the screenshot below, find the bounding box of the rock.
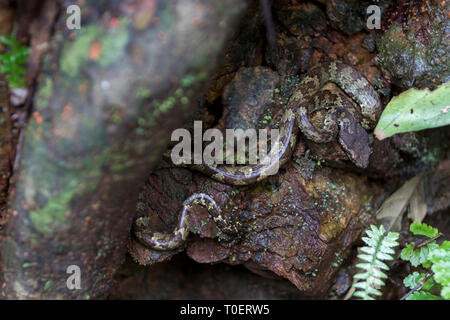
[325,0,365,36]
[275,2,326,37]
[220,66,281,131]
[377,0,449,90]
[128,156,383,296]
[264,28,313,75]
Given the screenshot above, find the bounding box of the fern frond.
[353,224,399,300]
[429,241,450,299]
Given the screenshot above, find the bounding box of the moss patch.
[60,18,130,77]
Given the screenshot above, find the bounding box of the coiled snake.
[134,61,382,250]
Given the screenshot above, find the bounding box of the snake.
[184,60,381,185]
[134,61,382,251]
[134,193,240,250]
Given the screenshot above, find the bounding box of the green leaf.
[410,222,439,238]
[439,240,450,250]
[441,286,450,300]
[401,242,439,267]
[406,291,443,300]
[429,242,450,299]
[374,82,450,140]
[401,243,414,260]
[353,224,399,300]
[403,272,421,289]
[403,272,436,291]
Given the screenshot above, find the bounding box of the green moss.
[159,96,176,112]
[43,280,53,291]
[27,137,136,235]
[180,72,207,87]
[180,96,189,104]
[29,179,78,234]
[60,18,130,77]
[97,18,130,67]
[108,152,135,174]
[60,25,101,77]
[35,77,53,109]
[136,88,151,99]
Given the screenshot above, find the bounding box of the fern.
[353,224,399,300]
[401,222,449,300]
[406,291,442,300]
[428,241,450,299]
[401,242,439,268]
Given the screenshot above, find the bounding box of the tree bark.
[1,0,247,299]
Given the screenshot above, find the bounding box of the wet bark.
[0,0,248,299]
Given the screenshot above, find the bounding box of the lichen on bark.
[1,0,247,299]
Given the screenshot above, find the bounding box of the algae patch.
[60,18,130,77]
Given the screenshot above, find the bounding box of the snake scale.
[134,61,382,250]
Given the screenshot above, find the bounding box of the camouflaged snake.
[184,60,381,185]
[134,193,240,250]
[134,61,382,250]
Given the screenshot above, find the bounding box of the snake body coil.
[187,61,381,185]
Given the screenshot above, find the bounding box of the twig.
[416,233,443,249]
[400,273,433,300]
[343,283,356,300]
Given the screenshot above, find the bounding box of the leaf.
[410,222,439,238]
[406,291,443,300]
[376,173,423,231]
[422,278,437,291]
[407,176,427,222]
[401,244,414,261]
[401,242,439,267]
[353,225,399,300]
[374,82,450,140]
[429,241,450,299]
[403,272,436,291]
[442,286,450,300]
[403,272,424,289]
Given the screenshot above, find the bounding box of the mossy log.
[0,0,247,299]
